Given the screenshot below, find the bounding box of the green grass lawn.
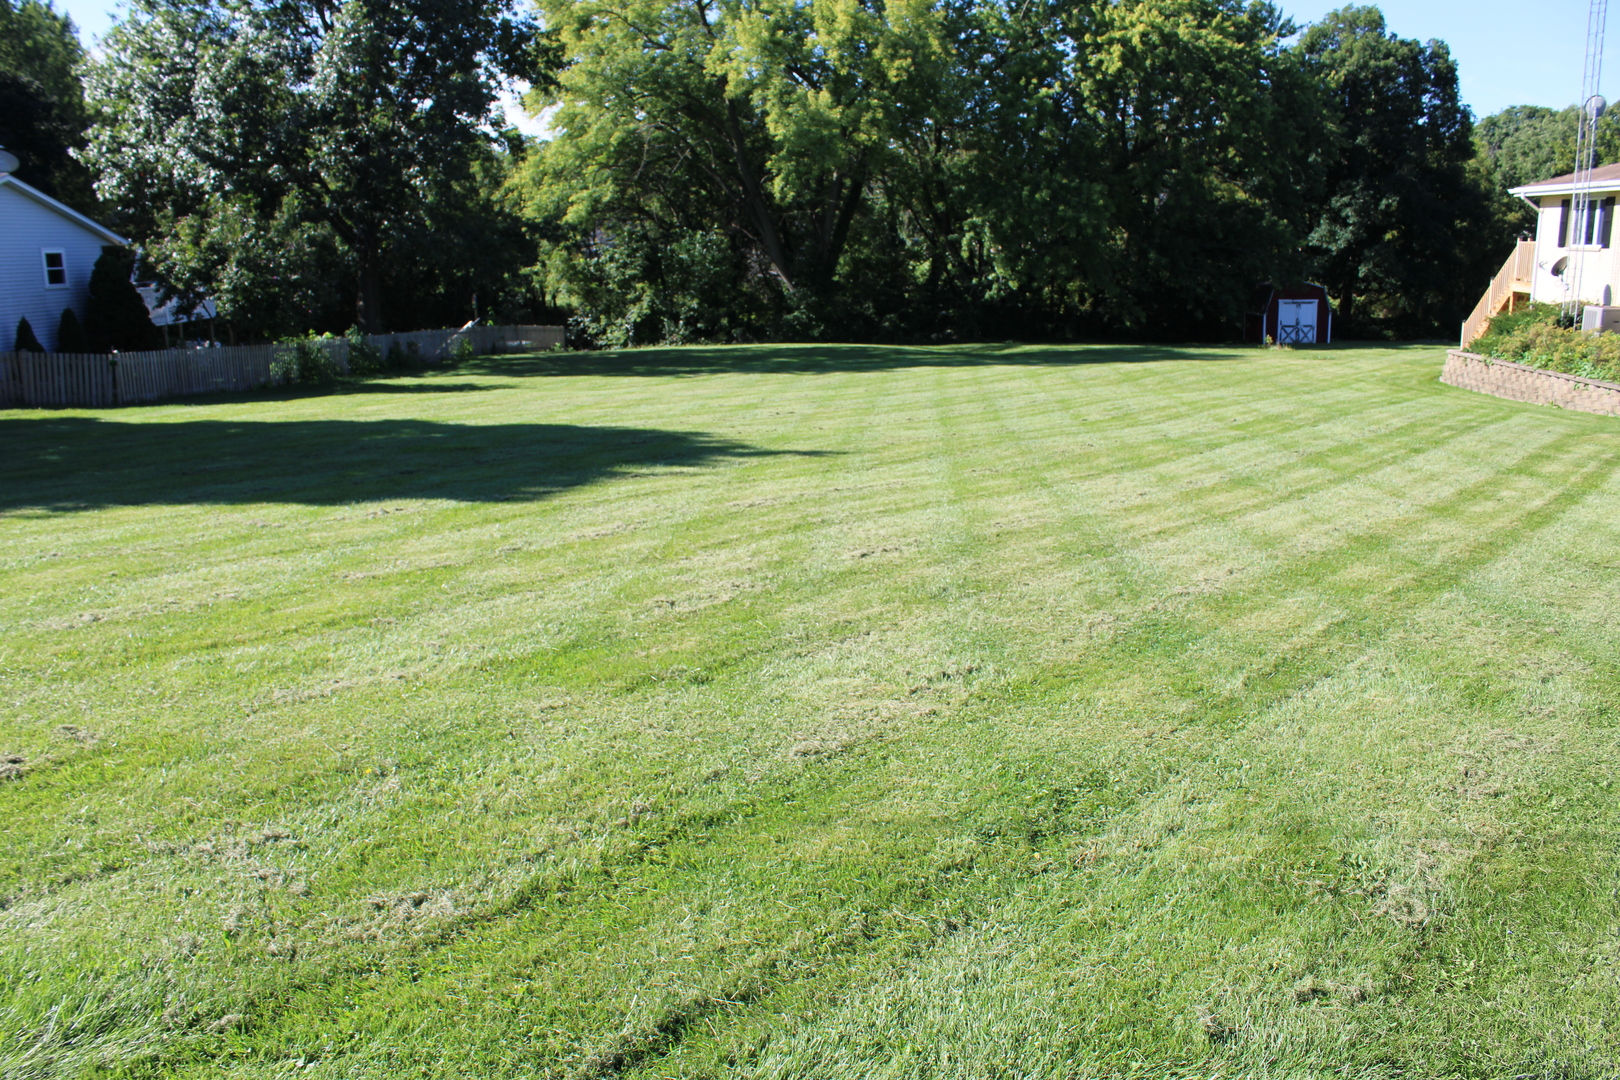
[3,342,1618,1079]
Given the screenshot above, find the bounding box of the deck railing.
[1461,239,1536,347]
[0,324,564,410]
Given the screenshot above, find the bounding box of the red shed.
[1244,283,1333,345]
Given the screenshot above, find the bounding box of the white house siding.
[0,182,117,351]
[1529,193,1620,306]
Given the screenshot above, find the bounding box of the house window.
[42,250,67,287]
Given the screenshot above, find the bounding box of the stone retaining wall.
[1442,350,1620,417]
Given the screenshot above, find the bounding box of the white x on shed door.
[1276,299,1317,344]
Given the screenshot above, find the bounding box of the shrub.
[84,246,162,351]
[346,327,383,376]
[57,308,91,353]
[1473,303,1620,383]
[448,335,476,365]
[272,334,340,385]
[14,317,45,354]
[385,341,410,371]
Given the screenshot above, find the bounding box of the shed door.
[1276,299,1317,344]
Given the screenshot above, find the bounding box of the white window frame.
[42,249,68,289]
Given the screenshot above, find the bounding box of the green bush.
[84,246,162,352]
[448,335,476,365]
[385,344,417,374]
[1472,303,1620,383]
[14,317,45,354]
[346,327,383,376]
[57,308,91,353]
[272,334,340,385]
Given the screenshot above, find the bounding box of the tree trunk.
[724,101,795,289]
[357,249,386,333]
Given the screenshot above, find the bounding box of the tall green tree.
[520,0,969,344]
[1295,5,1494,334]
[521,0,1318,343]
[965,0,1319,336]
[85,0,539,335]
[0,0,97,211]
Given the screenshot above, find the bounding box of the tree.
[84,0,540,335]
[0,0,97,211]
[1295,5,1494,335]
[84,246,162,352]
[965,0,1321,336]
[522,0,1323,343]
[57,307,90,353]
[14,317,45,354]
[521,0,960,343]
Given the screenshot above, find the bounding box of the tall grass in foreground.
[1,343,1617,1079]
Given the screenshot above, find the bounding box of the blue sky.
[53,0,1611,122]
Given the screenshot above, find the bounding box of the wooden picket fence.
[0,325,564,409]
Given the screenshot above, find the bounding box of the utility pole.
[1565,0,1609,325]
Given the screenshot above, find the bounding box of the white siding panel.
[0,184,115,351]
[1530,192,1620,306]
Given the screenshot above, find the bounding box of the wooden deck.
[1461,239,1536,347]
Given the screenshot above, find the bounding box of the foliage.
[1469,105,1620,243]
[345,327,383,376]
[973,0,1321,335]
[84,246,162,352]
[448,335,477,365]
[0,0,97,211]
[12,316,44,354]
[1294,5,1498,336]
[84,0,542,338]
[271,334,342,384]
[1475,104,1620,192]
[518,0,1485,342]
[1471,302,1620,382]
[384,340,426,370]
[56,307,89,352]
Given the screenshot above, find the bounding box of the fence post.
[110,356,119,407]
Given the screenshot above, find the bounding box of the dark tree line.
[5,0,1606,345]
[518,0,1526,344]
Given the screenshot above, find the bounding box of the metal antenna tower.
[1565,0,1609,323]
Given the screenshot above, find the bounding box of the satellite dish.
[1588,94,1608,121]
[0,147,18,174]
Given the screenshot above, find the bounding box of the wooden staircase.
[1461,239,1536,347]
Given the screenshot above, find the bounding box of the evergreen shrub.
[57,308,91,353]
[84,247,162,352]
[14,317,45,354]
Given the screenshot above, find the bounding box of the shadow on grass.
[0,417,827,512]
[453,340,1409,380]
[456,342,1248,379]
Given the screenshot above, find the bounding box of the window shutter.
[1603,197,1615,248]
[1559,199,1571,247]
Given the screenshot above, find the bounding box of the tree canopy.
[75,0,1587,344]
[0,0,98,211]
[84,0,543,337]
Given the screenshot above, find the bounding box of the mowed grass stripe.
[2,344,1619,1078]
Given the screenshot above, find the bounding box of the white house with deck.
[1464,163,1620,345]
[1,159,127,353]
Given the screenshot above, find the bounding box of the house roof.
[0,173,127,245]
[1510,163,1620,200]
